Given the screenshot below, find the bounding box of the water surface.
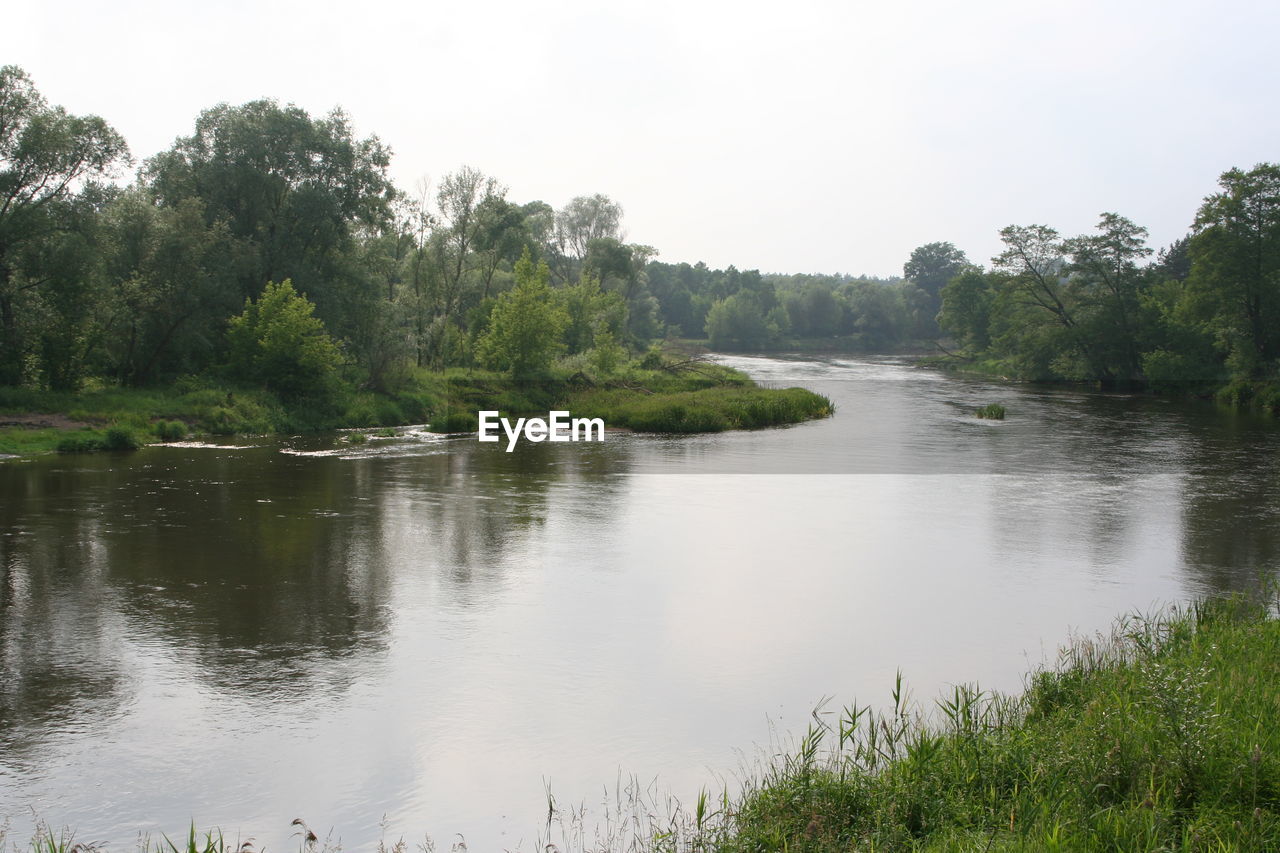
[2,355,1277,849]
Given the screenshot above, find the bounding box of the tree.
[938,268,994,351]
[1188,163,1280,376]
[560,271,625,355]
[705,292,778,350]
[99,190,238,385]
[552,194,623,282]
[144,99,397,344]
[0,65,128,384]
[227,279,342,399]
[1062,213,1153,381]
[477,249,567,378]
[903,241,969,325]
[782,284,843,337]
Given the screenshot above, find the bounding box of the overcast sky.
[4,0,1277,276]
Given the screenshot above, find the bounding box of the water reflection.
[0,438,635,770]
[1,356,1279,850]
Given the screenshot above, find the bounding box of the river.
[2,354,1278,850]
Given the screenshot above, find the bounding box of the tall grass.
[572,386,833,433]
[5,597,1276,851]
[710,595,1280,851]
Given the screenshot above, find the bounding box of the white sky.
[4,0,1277,277]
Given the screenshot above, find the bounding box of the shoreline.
[0,361,832,460]
[7,594,1275,851]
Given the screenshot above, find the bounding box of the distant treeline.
[3,63,1276,402]
[936,169,1280,398]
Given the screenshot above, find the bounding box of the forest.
[2,64,1278,418]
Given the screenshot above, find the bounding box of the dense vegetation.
[703,595,1280,852]
[2,60,1277,437]
[0,66,840,447]
[935,169,1280,407]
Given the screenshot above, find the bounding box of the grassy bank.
[7,597,1275,852]
[923,353,1280,416]
[704,595,1280,852]
[0,358,832,457]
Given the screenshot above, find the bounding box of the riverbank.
[8,596,1275,852]
[0,360,832,457]
[710,594,1280,852]
[920,353,1280,416]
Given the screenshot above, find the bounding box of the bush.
[428,410,478,433]
[154,420,187,441]
[102,426,142,450]
[226,279,343,400]
[55,426,142,453]
[56,432,103,453]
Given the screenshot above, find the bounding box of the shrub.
[154,420,187,441]
[102,426,142,451]
[476,249,568,378]
[226,279,343,399]
[57,432,103,453]
[428,410,478,433]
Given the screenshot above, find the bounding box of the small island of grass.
[0,350,831,458]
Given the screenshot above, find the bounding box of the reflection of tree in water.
[1176,412,1280,595]
[0,448,398,756]
[0,510,129,761]
[0,436,633,761]
[969,389,1280,592]
[376,438,630,604]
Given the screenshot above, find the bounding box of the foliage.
[154,419,187,441]
[574,384,832,433]
[1187,164,1280,378]
[712,597,1280,851]
[226,280,342,399]
[476,249,568,378]
[0,65,129,386]
[975,403,1006,419]
[705,292,780,350]
[4,62,1279,423]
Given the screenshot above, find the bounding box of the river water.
[2,355,1278,850]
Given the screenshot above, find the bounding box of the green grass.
[706,595,1280,852]
[976,402,1006,419]
[5,597,1277,851]
[0,358,832,454]
[572,384,833,433]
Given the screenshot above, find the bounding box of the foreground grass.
[7,597,1276,852]
[709,595,1280,852]
[0,359,832,456]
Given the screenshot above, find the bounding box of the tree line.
[937,169,1280,392]
[3,63,1275,402]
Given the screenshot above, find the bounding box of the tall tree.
[1188,163,1280,376]
[0,65,128,384]
[144,99,396,343]
[552,193,623,282]
[99,190,237,384]
[903,241,969,308]
[1064,213,1153,380]
[477,249,567,378]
